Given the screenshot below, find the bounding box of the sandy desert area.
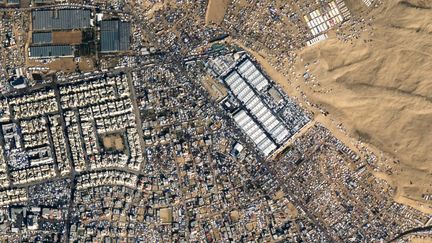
[206,0,432,214]
[290,0,432,214]
[205,0,230,25]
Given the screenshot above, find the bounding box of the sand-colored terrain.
[159,207,173,224]
[205,0,230,25]
[27,57,95,74]
[52,30,82,45]
[289,0,432,213]
[200,75,228,101]
[410,236,432,243]
[102,134,125,152]
[224,0,432,213]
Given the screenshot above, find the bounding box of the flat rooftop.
[29,45,74,58]
[32,9,91,31]
[100,20,131,53]
[32,32,52,44]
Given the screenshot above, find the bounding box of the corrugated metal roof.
[34,0,53,3]
[7,0,20,4]
[101,31,118,52]
[32,9,91,31]
[32,32,52,44]
[29,45,73,58]
[100,20,118,32]
[119,22,130,51]
[100,20,130,52]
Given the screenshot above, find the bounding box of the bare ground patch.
[52,30,82,45]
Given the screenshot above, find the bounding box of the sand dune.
[294,0,432,212]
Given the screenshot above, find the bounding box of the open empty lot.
[52,30,82,44]
[101,133,125,152]
[205,0,230,25]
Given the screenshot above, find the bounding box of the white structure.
[237,59,269,91]
[233,110,277,156]
[223,58,294,156]
[307,34,328,46]
[362,0,373,7]
[303,1,350,36]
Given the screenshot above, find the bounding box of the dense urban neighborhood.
[0,0,431,242]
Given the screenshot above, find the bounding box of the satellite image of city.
[0,0,431,242]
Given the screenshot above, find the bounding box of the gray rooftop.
[32,32,52,44]
[6,0,20,4]
[34,0,53,3]
[32,9,91,31]
[29,45,73,58]
[100,20,131,53]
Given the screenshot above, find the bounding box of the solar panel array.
[32,9,91,31]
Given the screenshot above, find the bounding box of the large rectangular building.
[34,0,53,3]
[219,56,310,157]
[100,20,131,53]
[224,64,290,144]
[29,45,74,59]
[6,0,19,5]
[32,9,91,31]
[32,32,52,44]
[233,110,277,156]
